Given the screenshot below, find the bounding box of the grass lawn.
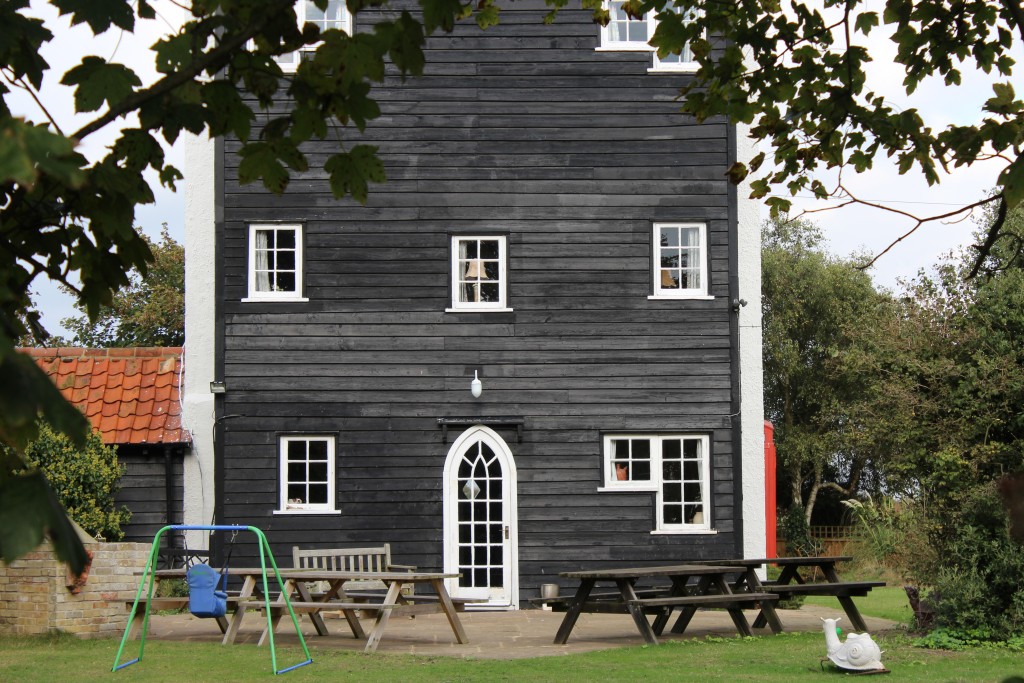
[2,590,1021,682]
[804,585,914,625]
[2,629,1023,683]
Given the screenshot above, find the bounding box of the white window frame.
[276,435,338,514]
[649,5,699,72]
[650,222,711,300]
[446,235,512,312]
[244,223,309,302]
[598,0,657,51]
[274,0,353,73]
[597,0,699,72]
[600,434,713,533]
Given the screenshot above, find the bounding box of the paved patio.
[140,604,898,659]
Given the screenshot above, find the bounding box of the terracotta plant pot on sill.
[616,465,629,481]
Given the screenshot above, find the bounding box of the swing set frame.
[112,524,313,675]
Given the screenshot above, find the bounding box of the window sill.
[595,45,655,52]
[597,485,658,493]
[242,296,310,303]
[273,509,341,515]
[647,294,714,301]
[445,307,514,313]
[650,528,718,535]
[648,65,699,74]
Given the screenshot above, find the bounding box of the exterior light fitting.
[471,371,482,398]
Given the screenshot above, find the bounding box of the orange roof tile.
[19,347,190,446]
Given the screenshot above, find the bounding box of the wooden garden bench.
[292,543,416,593]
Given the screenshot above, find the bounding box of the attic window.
[599,0,655,51]
[244,224,309,302]
[447,236,511,312]
[597,0,699,72]
[273,0,353,72]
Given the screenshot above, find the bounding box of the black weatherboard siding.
[215,0,744,603]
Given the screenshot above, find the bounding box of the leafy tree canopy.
[762,215,899,523]
[0,0,518,572]
[57,227,184,348]
[620,0,1023,275]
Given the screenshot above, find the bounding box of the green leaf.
[854,11,879,35]
[52,0,135,34]
[0,119,85,189]
[421,0,464,33]
[0,353,90,451]
[238,142,290,194]
[476,5,501,29]
[997,156,1024,212]
[0,469,89,575]
[60,56,142,114]
[726,162,749,184]
[325,145,385,204]
[377,12,426,76]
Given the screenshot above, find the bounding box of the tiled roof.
[21,347,190,446]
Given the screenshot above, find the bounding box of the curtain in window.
[254,230,271,292]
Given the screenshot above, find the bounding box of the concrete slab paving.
[137,605,898,659]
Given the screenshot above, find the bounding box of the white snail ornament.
[821,617,886,672]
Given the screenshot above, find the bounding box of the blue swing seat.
[186,563,228,618]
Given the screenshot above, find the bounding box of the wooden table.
[705,557,885,632]
[147,567,472,652]
[553,564,782,645]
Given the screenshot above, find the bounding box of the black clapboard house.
[203,0,762,609]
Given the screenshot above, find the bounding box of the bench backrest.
[292,544,392,573]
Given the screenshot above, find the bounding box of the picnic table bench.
[703,557,886,632]
[129,567,480,652]
[552,564,783,645]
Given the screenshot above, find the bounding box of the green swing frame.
[112,524,313,675]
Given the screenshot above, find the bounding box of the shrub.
[18,423,130,541]
[910,482,1024,637]
[780,505,822,557]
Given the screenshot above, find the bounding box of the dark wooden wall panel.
[216,0,746,603]
[115,446,184,545]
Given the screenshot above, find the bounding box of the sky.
[9,1,1012,337]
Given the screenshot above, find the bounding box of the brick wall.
[0,540,150,638]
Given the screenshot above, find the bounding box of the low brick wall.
[0,540,150,638]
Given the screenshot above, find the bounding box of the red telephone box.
[764,420,777,557]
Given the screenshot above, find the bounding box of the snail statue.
[821,617,886,672]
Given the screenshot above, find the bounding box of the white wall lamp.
[210,381,226,394]
[470,371,482,398]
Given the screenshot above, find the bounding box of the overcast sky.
[11,0,1011,337]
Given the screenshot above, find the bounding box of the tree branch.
[71,1,294,143]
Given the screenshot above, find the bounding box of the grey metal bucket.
[540,583,559,600]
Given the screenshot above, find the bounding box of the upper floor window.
[278,435,336,513]
[246,224,308,302]
[652,6,698,71]
[274,0,353,72]
[602,434,711,532]
[598,0,698,72]
[652,222,708,299]
[600,0,655,51]
[448,236,510,312]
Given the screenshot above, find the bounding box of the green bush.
[780,505,822,557]
[909,482,1024,638]
[18,423,130,541]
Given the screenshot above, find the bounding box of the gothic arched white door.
[443,425,519,609]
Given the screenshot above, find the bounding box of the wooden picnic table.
[703,556,886,632]
[140,567,474,652]
[551,564,782,646]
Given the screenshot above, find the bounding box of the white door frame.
[442,425,519,609]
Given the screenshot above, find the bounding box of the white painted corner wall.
[182,132,217,547]
[736,122,767,561]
